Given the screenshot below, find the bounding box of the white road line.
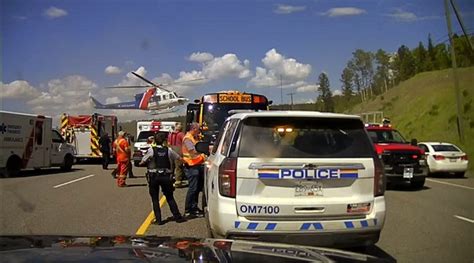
[426,178,474,190]
[53,174,95,189]
[454,215,474,224]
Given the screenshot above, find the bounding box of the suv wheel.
[455,172,465,178]
[411,177,425,189]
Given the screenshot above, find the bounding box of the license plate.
[295,181,323,197]
[403,168,414,178]
[449,158,457,162]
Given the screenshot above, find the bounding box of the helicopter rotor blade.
[161,78,207,86]
[131,72,159,87]
[104,85,152,89]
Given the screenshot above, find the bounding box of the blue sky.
[2,0,473,120]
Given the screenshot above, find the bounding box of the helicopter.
[90,72,200,115]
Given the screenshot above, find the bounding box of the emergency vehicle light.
[253,95,267,104]
[276,127,294,133]
[364,123,392,128]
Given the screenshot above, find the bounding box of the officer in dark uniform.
[139,133,186,225]
[99,132,111,170]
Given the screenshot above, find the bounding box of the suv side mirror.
[196,142,210,156]
[410,139,418,146]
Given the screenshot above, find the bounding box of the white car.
[418,142,469,177]
[199,111,386,248]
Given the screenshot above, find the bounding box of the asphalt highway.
[0,164,472,262]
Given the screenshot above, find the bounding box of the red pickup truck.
[365,124,428,189]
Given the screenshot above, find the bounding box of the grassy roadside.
[350,67,474,173]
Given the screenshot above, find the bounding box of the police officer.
[99,132,111,170]
[140,133,185,225]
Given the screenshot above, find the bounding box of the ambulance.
[0,111,76,177]
[132,120,179,166]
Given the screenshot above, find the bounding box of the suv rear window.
[237,117,374,158]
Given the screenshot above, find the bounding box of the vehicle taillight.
[374,157,386,197]
[218,157,237,198]
[461,155,468,161]
[434,155,446,160]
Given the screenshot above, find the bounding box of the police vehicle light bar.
[276,127,293,133]
[364,123,392,128]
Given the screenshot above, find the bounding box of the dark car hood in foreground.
[0,235,389,262]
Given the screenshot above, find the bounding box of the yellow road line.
[135,195,167,235]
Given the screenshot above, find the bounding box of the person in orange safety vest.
[182,123,206,216]
[113,131,131,187]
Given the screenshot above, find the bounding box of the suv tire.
[411,177,425,189]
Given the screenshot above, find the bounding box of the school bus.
[186,91,270,143]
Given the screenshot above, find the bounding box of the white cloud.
[172,52,252,92]
[332,89,343,96]
[296,84,320,93]
[176,70,209,85]
[28,92,64,106]
[385,8,440,22]
[104,66,122,75]
[44,7,68,19]
[151,73,174,85]
[188,52,214,63]
[118,66,148,86]
[0,80,40,99]
[105,97,121,104]
[203,54,251,79]
[249,49,311,87]
[26,75,97,120]
[321,7,367,17]
[274,4,306,14]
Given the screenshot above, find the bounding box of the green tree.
[317,72,334,112]
[374,49,391,93]
[453,35,474,67]
[427,34,437,70]
[348,49,374,101]
[395,45,416,82]
[412,42,428,73]
[435,43,451,69]
[340,67,354,100]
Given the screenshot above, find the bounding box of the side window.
[220,119,239,156]
[52,131,63,143]
[156,95,161,101]
[35,121,43,146]
[211,121,228,155]
[163,94,168,100]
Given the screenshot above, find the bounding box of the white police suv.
[201,111,386,248]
